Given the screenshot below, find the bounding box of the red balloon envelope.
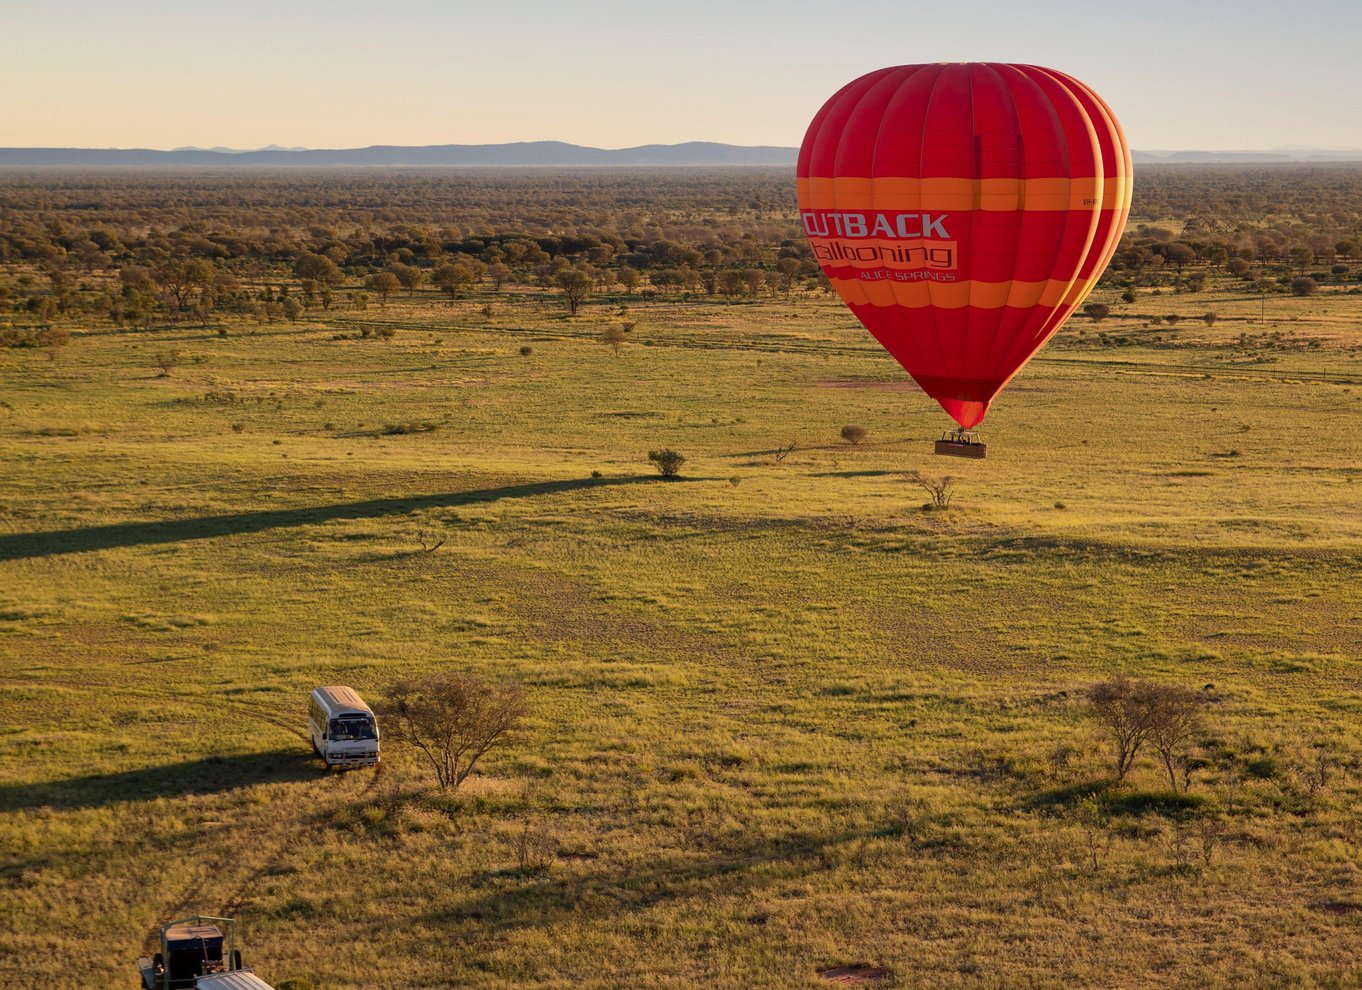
[798,63,1132,428]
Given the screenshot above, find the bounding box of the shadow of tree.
[0,748,319,812]
[420,822,885,936]
[808,470,906,479]
[0,475,669,562]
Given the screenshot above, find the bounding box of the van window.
[329,717,376,741]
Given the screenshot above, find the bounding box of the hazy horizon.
[11,140,1362,155]
[5,0,1361,151]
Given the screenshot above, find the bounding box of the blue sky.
[3,0,1360,150]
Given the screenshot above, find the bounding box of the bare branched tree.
[1088,677,1156,781]
[378,673,527,792]
[908,471,955,509]
[774,440,796,464]
[1088,677,1206,787]
[1145,685,1205,792]
[415,528,446,553]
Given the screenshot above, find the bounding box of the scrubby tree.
[387,262,425,295]
[648,448,686,478]
[1084,302,1110,322]
[378,673,527,792]
[432,262,475,301]
[1088,677,1153,781]
[840,424,867,445]
[293,252,344,287]
[908,471,954,509]
[1145,685,1205,792]
[366,271,401,305]
[601,324,627,356]
[1087,677,1205,786]
[556,268,593,315]
[1291,276,1318,297]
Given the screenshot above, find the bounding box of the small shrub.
[840,424,868,445]
[513,819,556,873]
[383,420,439,435]
[648,448,686,478]
[154,351,181,377]
[519,345,533,356]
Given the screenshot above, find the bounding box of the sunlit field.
[3,168,1362,989]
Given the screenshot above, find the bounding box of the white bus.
[308,686,380,769]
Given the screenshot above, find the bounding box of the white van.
[308,686,380,769]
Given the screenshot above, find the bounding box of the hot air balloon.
[798,63,1132,457]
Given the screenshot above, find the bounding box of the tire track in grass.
[0,676,374,956]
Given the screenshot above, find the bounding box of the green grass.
[3,286,1362,989]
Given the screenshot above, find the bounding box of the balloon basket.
[934,429,987,459]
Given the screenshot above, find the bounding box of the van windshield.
[329,717,376,741]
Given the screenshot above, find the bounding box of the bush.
[840,424,867,445]
[601,325,628,355]
[519,345,533,356]
[154,351,181,377]
[648,448,686,478]
[383,420,438,435]
[1292,276,1318,297]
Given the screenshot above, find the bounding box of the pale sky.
[3,0,1361,152]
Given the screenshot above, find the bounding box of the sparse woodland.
[2,165,1362,989]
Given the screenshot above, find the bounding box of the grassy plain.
[3,273,1362,989]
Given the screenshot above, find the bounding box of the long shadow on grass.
[809,470,905,479]
[0,475,667,562]
[421,823,881,936]
[0,748,317,812]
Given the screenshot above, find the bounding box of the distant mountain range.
[1134,148,1362,163]
[2,142,1361,167]
[0,141,799,167]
